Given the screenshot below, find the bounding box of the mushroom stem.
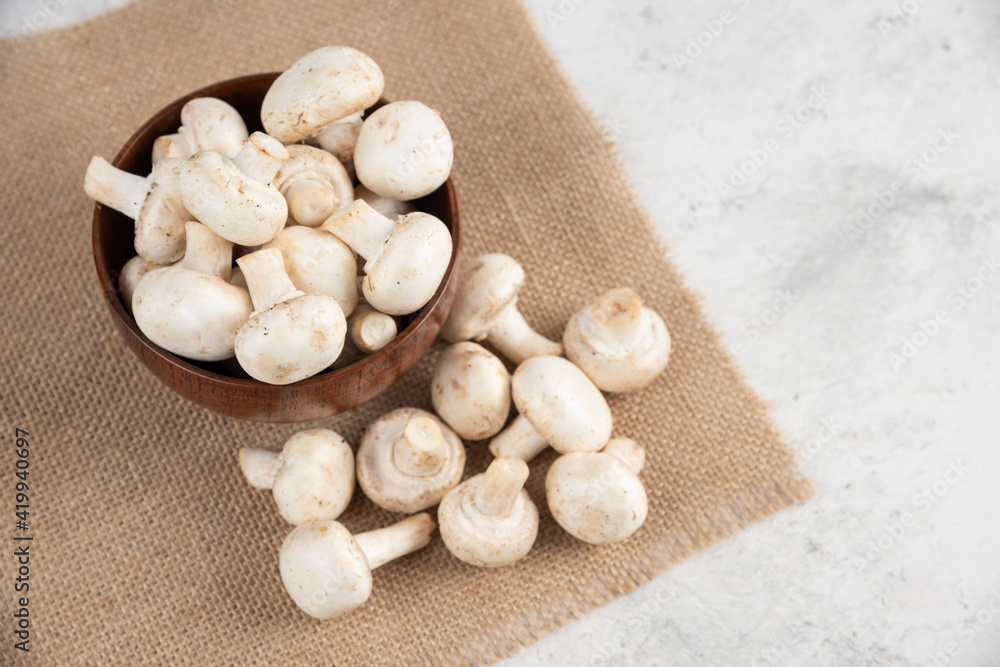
[350,306,397,353]
[236,248,304,313]
[486,302,563,365]
[489,415,550,462]
[321,199,396,263]
[602,438,646,475]
[180,222,233,280]
[232,132,289,184]
[474,457,530,517]
[312,111,364,162]
[353,513,437,570]
[393,416,445,477]
[84,156,149,220]
[152,134,187,165]
[238,448,281,489]
[589,287,649,351]
[287,179,336,227]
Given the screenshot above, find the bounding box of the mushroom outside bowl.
[92,73,462,423]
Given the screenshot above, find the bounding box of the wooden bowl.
[92,73,461,423]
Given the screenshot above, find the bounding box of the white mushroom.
[489,355,613,462]
[546,438,648,544]
[564,287,671,393]
[152,97,249,165]
[84,156,190,263]
[234,248,347,385]
[262,225,358,317]
[179,132,289,246]
[238,429,355,526]
[273,145,354,228]
[132,222,252,361]
[354,100,454,201]
[440,253,562,364]
[280,513,436,620]
[310,110,364,163]
[356,407,465,513]
[348,305,397,353]
[261,46,384,145]
[321,200,452,316]
[431,342,511,441]
[437,457,538,567]
[118,255,162,315]
[353,183,416,219]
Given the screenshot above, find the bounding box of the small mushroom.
[431,342,511,441]
[437,457,538,567]
[310,110,364,163]
[152,97,249,164]
[354,100,454,201]
[262,225,358,317]
[234,248,347,385]
[564,287,671,393]
[280,513,436,620]
[273,145,354,228]
[261,46,384,145]
[356,408,465,513]
[321,200,452,316]
[238,429,355,526]
[353,183,416,220]
[118,255,162,315]
[179,132,289,246]
[489,355,613,462]
[546,438,648,544]
[84,156,190,263]
[440,253,562,365]
[348,305,397,353]
[132,222,252,361]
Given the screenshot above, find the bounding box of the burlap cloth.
[0,1,813,664]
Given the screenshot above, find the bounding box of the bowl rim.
[92,72,462,390]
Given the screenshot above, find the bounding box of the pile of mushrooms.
[232,249,670,619]
[85,45,676,621]
[84,45,455,384]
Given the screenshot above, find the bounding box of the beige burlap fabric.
[0,1,813,664]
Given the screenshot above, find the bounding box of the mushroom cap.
[279,521,372,620]
[179,97,249,158]
[134,159,188,264]
[179,151,288,246]
[563,288,671,393]
[132,266,253,361]
[261,46,385,144]
[362,212,453,316]
[272,429,355,525]
[511,356,613,454]
[273,145,354,227]
[354,101,454,201]
[546,451,648,544]
[440,254,524,342]
[354,184,417,220]
[119,255,161,315]
[431,342,511,440]
[234,294,346,385]
[263,226,358,317]
[356,407,465,513]
[437,471,539,568]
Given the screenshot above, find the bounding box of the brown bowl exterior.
[92,73,461,423]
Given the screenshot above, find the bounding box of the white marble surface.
[5,1,1000,665]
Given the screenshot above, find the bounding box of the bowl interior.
[92,73,460,393]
